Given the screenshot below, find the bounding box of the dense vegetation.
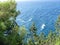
[0,0,60,45]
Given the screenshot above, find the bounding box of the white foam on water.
[41,24,45,30]
[16,17,32,23]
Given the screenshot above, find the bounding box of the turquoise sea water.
[16,2,60,34]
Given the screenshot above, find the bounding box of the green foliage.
[0,22,6,31]
[55,15,60,45]
[0,0,21,45]
[30,22,37,33]
[19,26,27,39]
[55,15,60,32]
[0,0,60,45]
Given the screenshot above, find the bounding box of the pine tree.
[29,22,39,45]
[55,15,60,45]
[0,0,20,45]
[55,15,60,33]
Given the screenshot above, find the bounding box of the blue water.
[16,1,60,34]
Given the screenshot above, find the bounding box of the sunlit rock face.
[16,1,60,34]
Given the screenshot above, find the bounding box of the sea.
[16,1,60,35]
